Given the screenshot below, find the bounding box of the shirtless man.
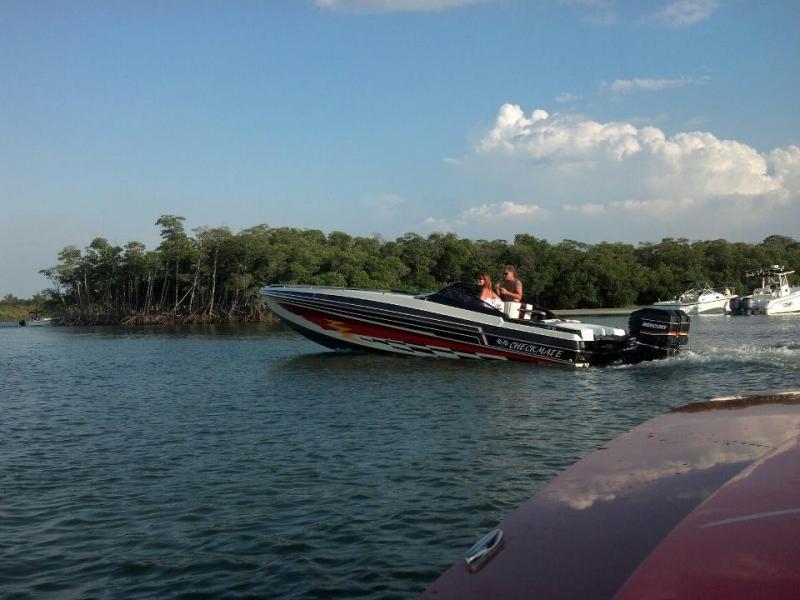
[496,265,523,303]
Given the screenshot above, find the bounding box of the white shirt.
[485,296,504,310]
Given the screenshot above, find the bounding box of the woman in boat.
[477,272,504,310]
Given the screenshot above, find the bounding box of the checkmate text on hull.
[261,283,689,367]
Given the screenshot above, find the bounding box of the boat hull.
[755,292,800,315]
[265,287,586,366]
[747,268,800,315]
[651,297,732,314]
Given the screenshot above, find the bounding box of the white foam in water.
[676,343,800,369]
[611,340,800,372]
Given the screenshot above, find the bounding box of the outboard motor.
[729,296,753,316]
[628,307,690,361]
[741,296,753,315]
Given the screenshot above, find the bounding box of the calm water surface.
[1,316,799,598]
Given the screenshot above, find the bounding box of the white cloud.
[478,104,785,198]
[423,216,452,232]
[449,104,800,239]
[425,201,543,232]
[314,0,494,12]
[607,76,692,94]
[609,196,699,215]
[478,103,642,162]
[463,201,542,219]
[602,75,710,96]
[651,0,720,27]
[563,202,607,215]
[768,145,800,202]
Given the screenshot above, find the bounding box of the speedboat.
[261,283,689,367]
[421,391,800,599]
[747,266,800,315]
[650,285,736,314]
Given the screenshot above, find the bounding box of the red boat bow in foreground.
[422,392,800,599]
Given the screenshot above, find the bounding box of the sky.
[1,0,799,296]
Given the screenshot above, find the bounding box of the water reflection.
[540,396,800,511]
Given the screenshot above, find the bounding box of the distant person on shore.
[496,265,523,303]
[477,272,504,310]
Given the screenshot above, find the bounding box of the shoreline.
[3,308,637,327]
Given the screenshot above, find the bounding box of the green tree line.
[37,215,800,324]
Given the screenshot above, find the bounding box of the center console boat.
[747,266,800,315]
[650,284,736,314]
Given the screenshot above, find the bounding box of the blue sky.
[2,0,799,296]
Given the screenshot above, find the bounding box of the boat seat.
[503,302,520,319]
[504,302,536,320]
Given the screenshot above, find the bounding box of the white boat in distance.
[18,315,57,327]
[748,266,800,315]
[651,284,737,314]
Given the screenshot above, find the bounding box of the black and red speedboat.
[260,283,689,367]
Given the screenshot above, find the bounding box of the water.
[1,315,799,598]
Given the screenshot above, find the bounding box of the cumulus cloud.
[651,0,720,27]
[768,145,800,204]
[478,104,788,203]
[438,103,800,240]
[314,0,493,12]
[478,104,643,162]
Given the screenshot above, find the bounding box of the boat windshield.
[422,282,504,314]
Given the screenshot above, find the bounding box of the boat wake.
[610,340,800,372]
[767,341,800,351]
[670,343,800,370]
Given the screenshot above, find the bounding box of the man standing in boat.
[496,265,523,303]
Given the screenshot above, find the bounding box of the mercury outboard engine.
[729,296,753,316]
[628,307,690,362]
